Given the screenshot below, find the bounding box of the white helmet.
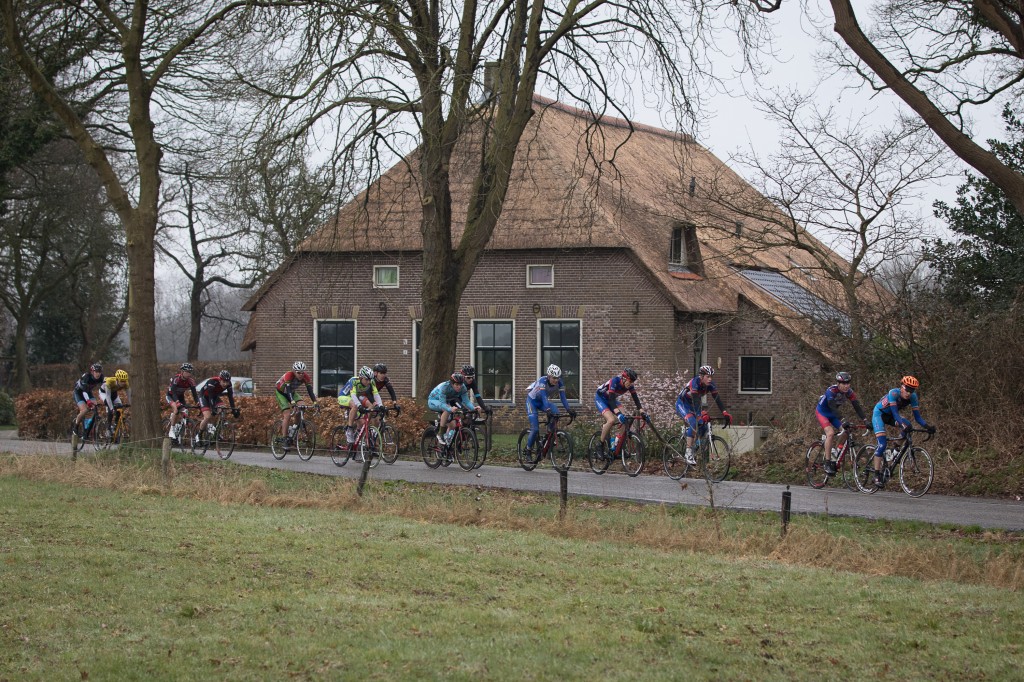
[546,364,562,378]
[293,361,306,372]
[358,366,374,380]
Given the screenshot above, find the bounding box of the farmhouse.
[242,96,861,428]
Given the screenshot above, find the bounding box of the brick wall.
[250,250,825,431]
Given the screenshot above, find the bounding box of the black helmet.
[621,367,638,381]
[836,371,852,383]
[90,363,103,373]
[450,372,465,385]
[219,370,231,382]
[373,363,388,373]
[180,362,194,373]
[461,364,476,378]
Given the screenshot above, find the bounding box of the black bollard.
[781,485,792,536]
[559,468,568,520]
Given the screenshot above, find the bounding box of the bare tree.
[238,0,765,397]
[1,0,287,440]
[748,0,1024,217]
[690,91,949,352]
[157,162,255,361]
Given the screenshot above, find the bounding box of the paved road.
[3,432,1022,530]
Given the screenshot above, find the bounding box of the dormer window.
[669,223,703,275]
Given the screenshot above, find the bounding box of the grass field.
[1,452,1022,680]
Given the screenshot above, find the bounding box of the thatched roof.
[246,95,877,356]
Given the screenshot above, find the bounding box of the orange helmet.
[901,375,920,389]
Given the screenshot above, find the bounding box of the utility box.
[720,425,769,454]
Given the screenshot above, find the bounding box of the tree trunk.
[12,316,30,393]
[187,277,202,361]
[125,210,161,445]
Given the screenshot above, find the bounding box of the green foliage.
[930,106,1024,305]
[0,390,14,425]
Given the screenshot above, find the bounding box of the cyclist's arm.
[851,399,867,422]
[382,380,397,403]
[630,387,642,411]
[226,386,236,409]
[710,389,726,414]
[558,386,571,412]
[371,384,383,407]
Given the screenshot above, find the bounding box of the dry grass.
[2,453,1021,591]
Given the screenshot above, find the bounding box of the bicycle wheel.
[71,417,86,452]
[621,432,644,477]
[269,420,286,460]
[662,435,691,480]
[853,444,879,494]
[839,447,858,491]
[215,422,236,460]
[517,429,539,471]
[420,428,443,469]
[702,435,731,482]
[379,425,399,464]
[454,427,478,471]
[587,432,610,475]
[472,425,487,469]
[192,424,210,457]
[176,419,194,453]
[295,422,315,461]
[805,441,829,489]
[549,430,574,472]
[329,426,351,467]
[899,447,933,497]
[359,426,381,469]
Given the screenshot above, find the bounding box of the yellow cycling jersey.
[103,377,129,392]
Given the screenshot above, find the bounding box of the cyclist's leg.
[871,408,888,482]
[677,398,698,452]
[74,392,90,426]
[525,400,540,451]
[427,398,449,442]
[275,391,291,437]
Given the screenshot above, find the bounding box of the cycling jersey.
[872,388,926,431]
[73,371,104,404]
[276,371,316,401]
[595,375,642,414]
[678,377,725,411]
[198,377,236,411]
[428,381,473,414]
[373,376,398,403]
[525,376,572,450]
[449,376,487,411]
[99,378,129,411]
[337,376,381,408]
[166,373,198,405]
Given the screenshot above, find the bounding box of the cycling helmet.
[114,369,128,382]
[293,361,306,372]
[546,364,562,378]
[698,365,714,377]
[450,372,465,385]
[373,363,388,373]
[219,370,231,382]
[901,375,920,389]
[90,363,103,373]
[461,364,476,378]
[621,367,638,381]
[836,371,852,383]
[358,366,374,380]
[180,362,194,373]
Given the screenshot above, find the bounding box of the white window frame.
[536,318,582,404]
[373,265,400,288]
[669,226,685,266]
[738,355,773,394]
[313,318,358,397]
[526,264,554,288]
[471,319,516,404]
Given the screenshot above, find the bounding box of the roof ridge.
[532,94,694,144]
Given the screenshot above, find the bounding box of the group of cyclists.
[73,357,935,487]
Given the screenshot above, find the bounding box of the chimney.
[483,61,500,100]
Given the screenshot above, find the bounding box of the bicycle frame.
[856,426,936,497]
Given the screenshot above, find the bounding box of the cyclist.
[453,364,488,415]
[523,364,576,461]
[166,362,199,442]
[99,369,131,435]
[869,375,936,488]
[73,363,105,430]
[275,361,317,444]
[427,371,475,445]
[371,363,399,409]
[816,371,868,475]
[194,370,239,446]
[337,366,383,446]
[676,365,732,465]
[595,368,646,456]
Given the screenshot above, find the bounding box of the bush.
[0,390,15,426]
[15,389,71,439]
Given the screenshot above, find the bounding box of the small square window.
[374,265,399,288]
[739,356,772,393]
[527,264,554,288]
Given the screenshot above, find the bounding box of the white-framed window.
[315,320,356,397]
[539,319,581,401]
[473,320,515,402]
[526,264,554,288]
[739,356,772,394]
[669,223,703,274]
[373,265,399,288]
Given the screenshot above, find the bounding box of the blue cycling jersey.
[526,376,571,412]
[428,381,473,412]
